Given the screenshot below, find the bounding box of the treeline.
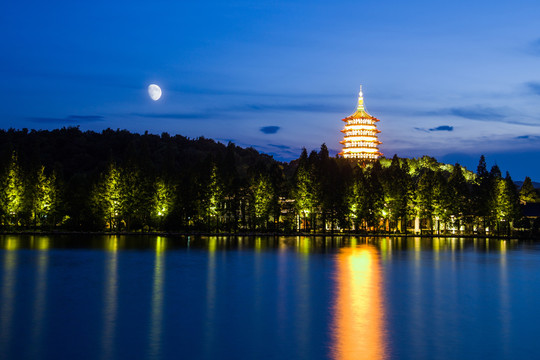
[0,127,536,235]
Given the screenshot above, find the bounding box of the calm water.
[1,235,540,360]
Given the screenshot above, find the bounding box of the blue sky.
[2,0,540,180]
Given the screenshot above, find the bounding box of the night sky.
[2,0,540,180]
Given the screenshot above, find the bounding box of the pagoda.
[339,86,382,160]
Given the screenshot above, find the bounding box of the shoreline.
[0,230,535,240]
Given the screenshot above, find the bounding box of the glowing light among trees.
[153,179,174,221]
[93,162,124,230]
[32,166,57,226]
[249,174,275,229]
[1,153,23,225]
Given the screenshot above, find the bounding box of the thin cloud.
[448,107,506,121]
[415,125,454,132]
[132,112,211,120]
[430,125,453,131]
[132,101,342,120]
[28,115,104,123]
[68,115,104,121]
[234,102,344,113]
[516,135,540,141]
[424,106,506,121]
[169,85,350,99]
[7,68,140,90]
[268,143,291,149]
[260,126,280,134]
[526,82,540,95]
[422,105,540,127]
[528,38,540,56]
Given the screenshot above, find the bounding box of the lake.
[1,235,540,359]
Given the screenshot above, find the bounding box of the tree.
[477,155,488,178]
[153,178,175,228]
[346,167,364,231]
[249,174,275,230]
[486,164,503,231]
[92,162,124,230]
[315,144,346,233]
[415,169,435,231]
[364,162,385,230]
[293,148,315,230]
[381,155,409,232]
[448,164,470,232]
[432,170,451,233]
[0,152,25,226]
[196,162,224,231]
[520,177,539,203]
[473,155,492,233]
[493,172,520,234]
[221,142,240,231]
[33,166,57,227]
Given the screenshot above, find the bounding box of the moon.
[148,84,162,101]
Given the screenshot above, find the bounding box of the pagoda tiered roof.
[342,110,380,122]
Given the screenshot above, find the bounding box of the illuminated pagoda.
[339,86,382,160]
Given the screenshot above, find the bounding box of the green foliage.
[195,163,224,230]
[153,178,175,218]
[0,152,24,225]
[432,170,452,226]
[249,174,275,228]
[448,164,469,217]
[0,130,527,235]
[415,169,435,220]
[381,155,410,228]
[494,172,520,222]
[293,148,316,221]
[520,177,539,203]
[33,166,58,226]
[92,162,124,230]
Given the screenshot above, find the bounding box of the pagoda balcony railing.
[343,152,381,159]
[342,124,378,131]
[342,130,380,136]
[342,135,380,142]
[342,148,382,155]
[344,119,378,125]
[343,142,380,148]
[340,139,382,146]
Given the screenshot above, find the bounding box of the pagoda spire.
[357,85,364,110]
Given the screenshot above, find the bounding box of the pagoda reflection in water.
[331,245,387,360]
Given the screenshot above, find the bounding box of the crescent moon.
[148,84,162,101]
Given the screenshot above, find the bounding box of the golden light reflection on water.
[499,239,510,358]
[295,237,311,355]
[30,236,49,358]
[102,236,118,360]
[149,236,166,359]
[0,237,18,355]
[331,245,387,360]
[3,237,19,251]
[203,236,217,358]
[296,236,311,255]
